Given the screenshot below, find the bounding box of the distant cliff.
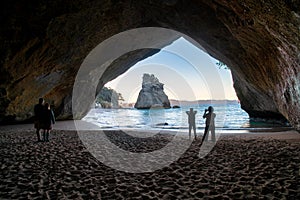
[96,87,123,108]
[134,74,171,109]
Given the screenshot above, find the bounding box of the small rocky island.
[134,74,171,109]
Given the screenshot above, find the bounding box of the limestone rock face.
[134,74,171,109]
[0,0,299,130]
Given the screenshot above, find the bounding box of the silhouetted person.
[186,108,197,140]
[34,98,44,142]
[41,103,55,142]
[202,106,216,143]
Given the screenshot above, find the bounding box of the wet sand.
[0,123,299,199]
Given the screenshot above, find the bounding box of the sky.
[105,37,238,103]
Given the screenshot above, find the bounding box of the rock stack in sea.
[134,74,171,109]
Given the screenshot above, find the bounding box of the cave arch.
[0,0,299,130]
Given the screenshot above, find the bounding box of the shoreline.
[0,119,295,132]
[0,122,299,199]
[1,120,299,144]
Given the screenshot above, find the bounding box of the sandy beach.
[0,121,299,199]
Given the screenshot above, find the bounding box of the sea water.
[82,102,291,133]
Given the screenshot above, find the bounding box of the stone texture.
[0,0,299,130]
[134,74,171,109]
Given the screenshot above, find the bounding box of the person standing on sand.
[186,108,197,140]
[41,102,55,142]
[34,98,44,142]
[202,106,216,143]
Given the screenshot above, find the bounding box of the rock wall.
[134,74,171,109]
[0,0,299,130]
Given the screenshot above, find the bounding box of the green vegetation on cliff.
[96,87,124,108]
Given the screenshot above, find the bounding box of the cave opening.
[81,37,250,131]
[104,37,239,104]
